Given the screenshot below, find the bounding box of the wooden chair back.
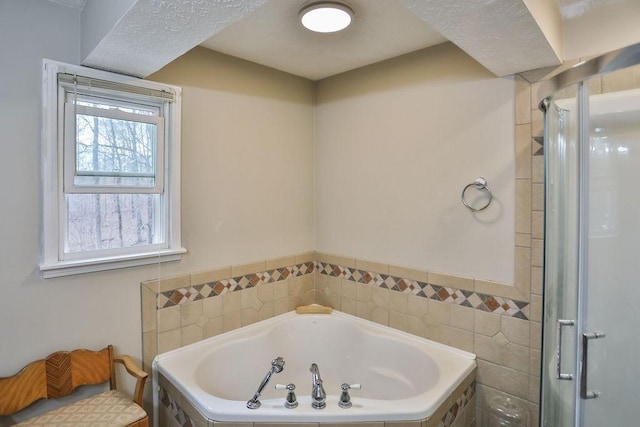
[0,345,115,416]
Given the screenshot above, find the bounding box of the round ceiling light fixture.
[299,2,354,33]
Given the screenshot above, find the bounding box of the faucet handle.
[275,383,297,392]
[275,383,298,409]
[339,383,361,408]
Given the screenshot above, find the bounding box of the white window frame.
[40,59,185,278]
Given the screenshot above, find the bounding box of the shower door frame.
[538,41,640,427]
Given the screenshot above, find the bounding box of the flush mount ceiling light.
[299,2,354,33]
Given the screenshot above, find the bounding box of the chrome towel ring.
[461,177,493,212]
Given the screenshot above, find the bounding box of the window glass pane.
[75,111,157,183]
[64,193,162,253]
[76,98,157,116]
[73,175,155,187]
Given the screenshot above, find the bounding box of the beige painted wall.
[0,6,167,422]
[0,0,313,403]
[2,1,639,424]
[0,0,513,386]
[148,47,315,275]
[314,43,516,284]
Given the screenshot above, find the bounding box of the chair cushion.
[16,390,146,427]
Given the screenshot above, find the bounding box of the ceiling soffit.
[79,0,563,79]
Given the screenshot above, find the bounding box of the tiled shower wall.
[141,76,544,426]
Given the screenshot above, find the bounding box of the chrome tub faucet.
[247,357,285,409]
[309,363,326,409]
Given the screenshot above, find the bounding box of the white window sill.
[39,248,187,279]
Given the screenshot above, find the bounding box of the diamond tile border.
[157,261,315,309]
[160,384,196,427]
[439,380,476,427]
[533,136,544,156]
[157,259,528,319]
[317,262,530,320]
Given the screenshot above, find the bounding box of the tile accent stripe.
[156,260,528,319]
[317,262,530,319]
[439,380,476,427]
[533,136,544,156]
[157,261,315,309]
[160,385,196,427]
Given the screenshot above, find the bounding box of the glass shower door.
[543,68,640,426]
[581,79,640,426]
[541,87,581,427]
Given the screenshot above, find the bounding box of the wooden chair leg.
[126,416,149,427]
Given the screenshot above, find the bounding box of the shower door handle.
[556,319,575,380]
[581,332,605,399]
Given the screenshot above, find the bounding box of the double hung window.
[41,60,184,277]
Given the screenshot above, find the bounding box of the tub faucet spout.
[310,363,326,409]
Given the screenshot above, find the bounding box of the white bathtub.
[154,310,476,424]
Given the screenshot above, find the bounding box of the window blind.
[58,73,175,102]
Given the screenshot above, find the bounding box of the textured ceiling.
[52,0,639,81]
[82,0,269,77]
[200,0,447,80]
[47,0,87,9]
[52,0,561,79]
[402,0,563,78]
